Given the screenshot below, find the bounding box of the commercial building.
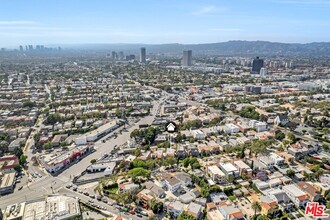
[251,57,264,74]
[4,195,80,220]
[0,172,16,195]
[140,47,146,63]
[182,50,192,66]
[0,155,19,173]
[74,120,119,145]
[40,144,94,173]
[86,161,116,176]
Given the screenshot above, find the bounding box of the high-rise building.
[19,45,23,52]
[140,47,146,63]
[251,57,264,74]
[182,50,192,66]
[260,67,268,77]
[111,51,118,60]
[119,51,124,60]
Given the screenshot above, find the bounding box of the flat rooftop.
[0,172,15,188]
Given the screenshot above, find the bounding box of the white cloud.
[0,21,36,25]
[192,5,221,15]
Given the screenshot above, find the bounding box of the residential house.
[166,201,184,218]
[175,172,193,187]
[219,163,239,178]
[160,173,181,192]
[219,204,245,220]
[233,160,252,177]
[187,146,199,157]
[297,181,320,201]
[118,182,139,193]
[282,184,309,207]
[8,139,24,152]
[274,114,289,126]
[269,152,285,166]
[176,145,187,159]
[258,156,275,169]
[186,202,203,220]
[259,195,278,215]
[207,165,226,184]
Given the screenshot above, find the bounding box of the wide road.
[0,99,161,210]
[58,187,147,220]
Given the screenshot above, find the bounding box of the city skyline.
[1,0,330,47]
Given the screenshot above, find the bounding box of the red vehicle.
[129,210,135,215]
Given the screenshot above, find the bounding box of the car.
[84,191,89,196]
[129,210,135,215]
[102,198,108,203]
[89,195,95,199]
[136,214,142,218]
[66,184,72,188]
[140,211,148,216]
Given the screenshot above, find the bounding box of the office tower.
[111,51,118,60]
[260,68,268,77]
[36,45,41,50]
[182,50,192,66]
[224,63,230,72]
[119,51,124,60]
[19,45,23,52]
[251,56,264,74]
[140,47,146,63]
[28,45,33,51]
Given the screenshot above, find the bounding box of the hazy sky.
[1,0,330,46]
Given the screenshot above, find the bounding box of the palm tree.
[252,201,262,219]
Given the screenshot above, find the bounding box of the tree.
[90,159,97,164]
[239,106,260,120]
[149,199,163,214]
[45,113,64,125]
[226,175,234,184]
[43,142,52,150]
[252,202,262,219]
[177,212,196,220]
[286,169,295,177]
[19,154,28,166]
[163,157,177,167]
[128,167,151,179]
[287,132,296,144]
[257,215,270,220]
[275,131,285,141]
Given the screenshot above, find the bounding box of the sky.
[0,0,330,47]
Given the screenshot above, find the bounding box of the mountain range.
[60,41,330,56]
